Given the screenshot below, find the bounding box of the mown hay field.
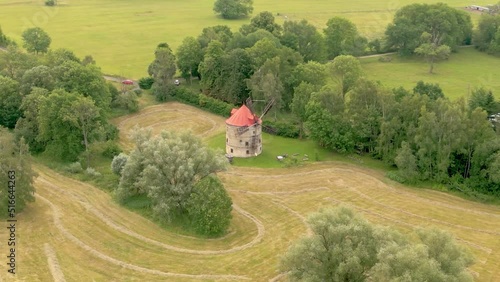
[1,102,499,281]
[0,0,491,78]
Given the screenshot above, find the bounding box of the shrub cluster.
[65,162,83,173]
[198,94,234,116]
[263,120,300,138]
[173,87,200,105]
[85,167,102,177]
[111,153,128,176]
[172,87,234,117]
[138,77,154,90]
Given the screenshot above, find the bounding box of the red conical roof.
[226,104,261,126]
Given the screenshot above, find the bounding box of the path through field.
[2,102,499,281]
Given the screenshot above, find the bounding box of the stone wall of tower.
[225,123,262,158]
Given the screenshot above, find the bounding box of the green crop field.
[0,0,492,78]
[2,102,500,281]
[361,47,500,100]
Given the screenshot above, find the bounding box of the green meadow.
[361,47,500,99]
[0,0,492,78]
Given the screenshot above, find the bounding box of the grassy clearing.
[2,102,500,281]
[361,47,500,99]
[207,131,335,168]
[0,0,490,78]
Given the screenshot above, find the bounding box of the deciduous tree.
[187,175,232,236]
[22,27,51,54]
[282,206,474,282]
[469,87,499,114]
[385,3,472,55]
[394,141,419,183]
[213,0,253,20]
[329,55,363,99]
[44,48,81,67]
[324,17,366,59]
[0,46,39,80]
[20,65,54,95]
[414,32,451,74]
[347,79,383,153]
[0,75,22,128]
[53,61,112,113]
[281,19,327,62]
[14,87,49,153]
[0,128,36,216]
[37,90,87,161]
[281,207,381,281]
[117,129,228,221]
[61,95,101,167]
[240,11,282,36]
[247,57,283,118]
[176,37,203,82]
[291,82,316,138]
[413,80,444,100]
[197,25,233,49]
[473,14,500,54]
[148,43,177,100]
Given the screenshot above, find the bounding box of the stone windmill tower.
[225,98,274,158]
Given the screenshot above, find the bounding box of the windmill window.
[245,141,249,146]
[230,148,233,153]
[246,150,249,154]
[259,139,261,143]
[226,138,228,143]
[239,140,242,143]
[253,131,255,134]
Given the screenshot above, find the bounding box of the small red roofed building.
[225,104,262,158]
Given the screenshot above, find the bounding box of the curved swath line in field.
[228,187,329,195]
[37,194,250,280]
[271,200,312,236]
[36,171,233,243]
[38,178,265,255]
[268,272,288,282]
[147,118,218,138]
[347,185,500,236]
[176,230,237,241]
[362,179,500,219]
[323,196,493,254]
[226,168,500,219]
[44,243,66,282]
[224,167,344,179]
[118,107,218,131]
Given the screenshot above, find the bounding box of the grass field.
[361,47,500,99]
[0,0,492,78]
[2,102,500,281]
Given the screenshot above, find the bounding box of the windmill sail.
[259,98,275,119]
[245,97,254,112]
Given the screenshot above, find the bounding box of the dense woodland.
[0,2,500,212]
[146,3,500,197]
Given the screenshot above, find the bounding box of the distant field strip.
[5,103,499,281]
